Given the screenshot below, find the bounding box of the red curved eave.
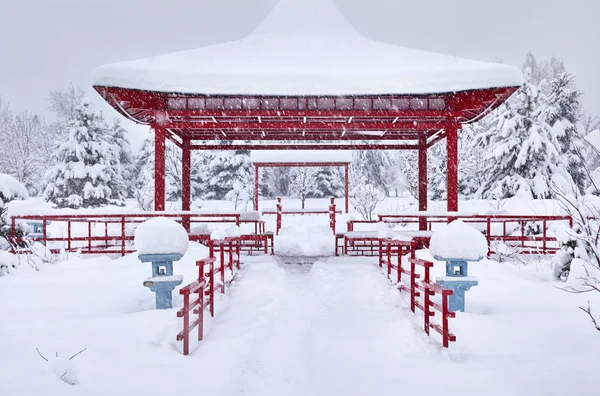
[93,85,519,143]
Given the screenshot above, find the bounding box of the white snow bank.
[210,225,241,240]
[429,220,487,261]
[0,173,29,201]
[251,150,352,164]
[376,222,394,239]
[134,217,189,256]
[92,0,522,96]
[0,251,18,276]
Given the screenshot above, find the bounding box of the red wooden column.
[344,164,349,214]
[154,127,166,211]
[254,164,260,211]
[418,134,428,231]
[447,127,459,213]
[182,136,191,231]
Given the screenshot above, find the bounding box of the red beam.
[162,109,464,119]
[255,162,350,167]
[189,144,419,150]
[157,121,455,131]
[184,133,426,141]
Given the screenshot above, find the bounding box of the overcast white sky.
[1,0,598,149]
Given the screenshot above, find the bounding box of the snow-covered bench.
[337,224,434,256]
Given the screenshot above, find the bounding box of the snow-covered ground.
[1,245,600,395]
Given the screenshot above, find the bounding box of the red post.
[182,293,190,355]
[329,197,336,234]
[442,290,451,348]
[254,164,260,211]
[396,244,402,284]
[67,220,71,251]
[276,197,282,235]
[182,136,191,232]
[410,250,417,313]
[121,216,126,256]
[418,134,428,231]
[344,164,349,214]
[219,242,225,293]
[87,221,91,252]
[154,127,166,211]
[447,128,459,214]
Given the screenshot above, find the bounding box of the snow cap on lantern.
[134,217,189,256]
[429,220,487,261]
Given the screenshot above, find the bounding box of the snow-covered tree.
[44,100,116,208]
[133,136,155,211]
[350,178,385,221]
[397,151,418,198]
[544,73,587,194]
[352,150,394,196]
[205,150,252,200]
[289,167,319,209]
[225,181,251,210]
[313,167,344,198]
[191,151,214,200]
[107,119,135,199]
[476,70,575,200]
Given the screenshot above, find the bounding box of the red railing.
[177,237,241,356]
[345,213,572,256]
[9,212,264,256]
[264,197,340,235]
[380,239,456,347]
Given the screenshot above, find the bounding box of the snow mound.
[211,225,241,241]
[239,211,262,221]
[429,220,487,261]
[0,173,29,201]
[376,222,394,239]
[134,217,189,256]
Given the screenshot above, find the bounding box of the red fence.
[343,213,572,256]
[9,212,266,256]
[264,197,340,235]
[380,239,456,347]
[177,237,241,356]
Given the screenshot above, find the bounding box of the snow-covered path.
[190,256,445,396]
[2,252,600,395]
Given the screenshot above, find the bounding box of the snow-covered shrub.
[350,180,385,221]
[0,173,29,250]
[0,251,18,276]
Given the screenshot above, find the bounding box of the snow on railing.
[264,196,339,235]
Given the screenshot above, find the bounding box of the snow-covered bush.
[0,251,18,276]
[0,173,29,251]
[350,179,385,221]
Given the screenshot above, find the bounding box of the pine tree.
[352,150,392,196]
[544,73,587,194]
[133,136,155,210]
[205,150,252,200]
[108,119,135,199]
[476,70,575,199]
[313,167,344,198]
[44,100,116,208]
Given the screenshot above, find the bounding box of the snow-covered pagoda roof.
[251,150,352,165]
[92,0,523,96]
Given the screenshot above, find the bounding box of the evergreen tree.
[205,150,252,200]
[44,100,116,208]
[133,136,155,210]
[544,73,587,194]
[191,151,214,200]
[313,167,344,198]
[352,150,392,196]
[476,71,575,199]
[108,119,135,199]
